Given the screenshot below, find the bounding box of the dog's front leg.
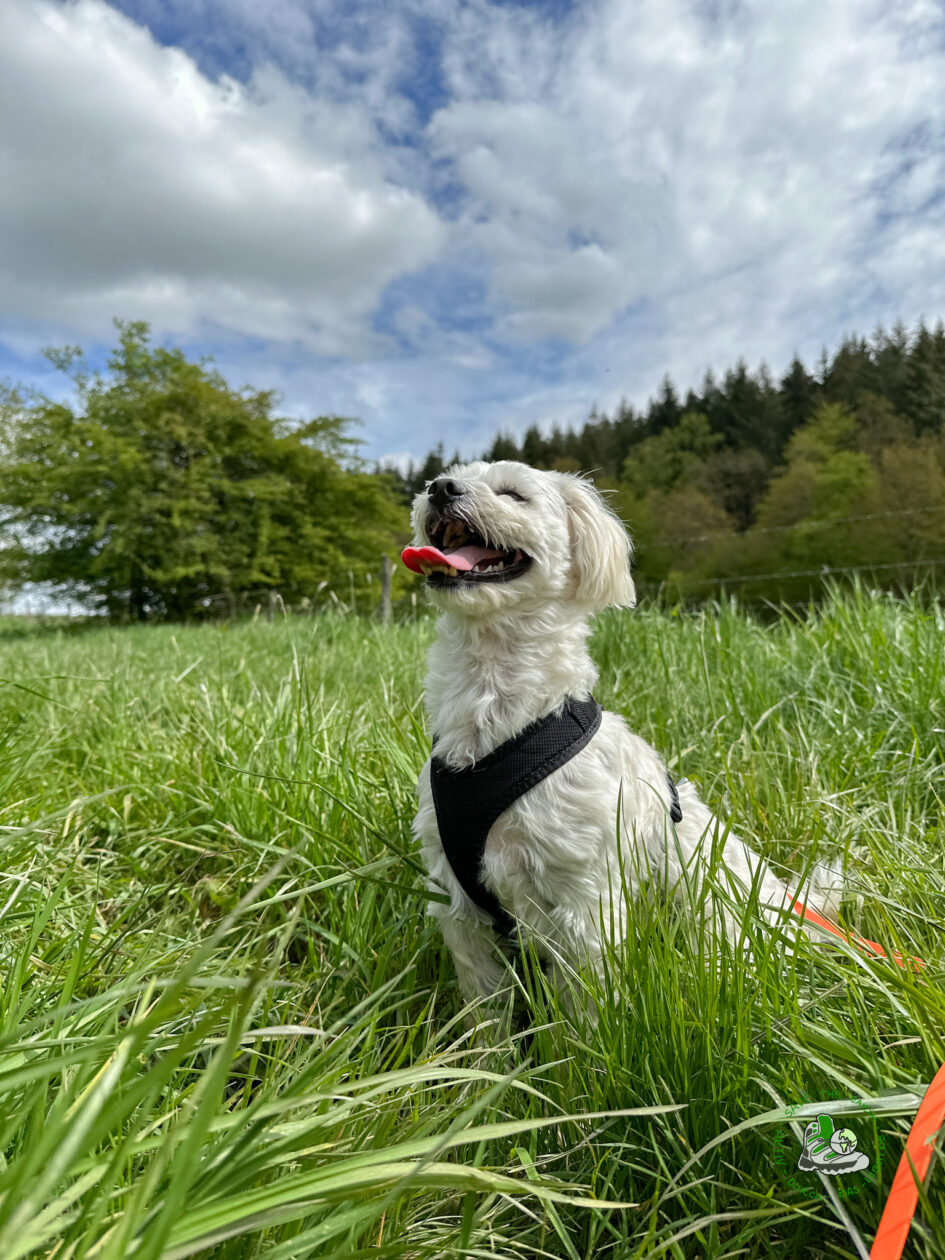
[414,760,509,1001]
[431,902,508,1001]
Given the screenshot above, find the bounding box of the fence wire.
[661,556,945,590]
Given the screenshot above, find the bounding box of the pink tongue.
[401,543,505,575]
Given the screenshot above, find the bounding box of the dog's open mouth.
[402,518,532,586]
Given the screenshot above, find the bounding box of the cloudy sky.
[2,0,944,469]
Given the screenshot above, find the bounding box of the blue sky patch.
[1,0,943,464]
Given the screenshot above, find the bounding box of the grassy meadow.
[0,587,943,1259]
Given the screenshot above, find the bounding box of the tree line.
[0,323,405,621]
[1,318,943,619]
[390,321,945,603]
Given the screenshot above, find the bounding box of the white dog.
[403,460,826,1004]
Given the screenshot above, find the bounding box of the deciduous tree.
[0,322,405,620]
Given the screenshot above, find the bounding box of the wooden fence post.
[379,555,392,624]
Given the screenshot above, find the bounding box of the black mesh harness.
[431,696,601,936]
[430,696,685,936]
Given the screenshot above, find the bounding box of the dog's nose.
[428,478,466,509]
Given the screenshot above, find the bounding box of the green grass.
[0,585,942,1259]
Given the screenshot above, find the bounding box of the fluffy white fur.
[410,460,826,1003]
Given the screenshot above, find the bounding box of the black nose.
[428,478,466,510]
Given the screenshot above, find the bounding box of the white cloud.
[428,96,674,342]
[427,0,945,367]
[2,0,945,465]
[0,0,447,354]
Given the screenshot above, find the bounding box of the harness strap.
[667,774,683,824]
[431,697,607,935]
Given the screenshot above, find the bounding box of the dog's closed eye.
[496,487,528,502]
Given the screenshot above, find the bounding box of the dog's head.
[405,460,635,617]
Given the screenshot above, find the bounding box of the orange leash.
[790,900,939,1257]
[790,900,924,971]
[869,1062,945,1260]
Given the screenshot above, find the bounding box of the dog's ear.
[557,474,636,611]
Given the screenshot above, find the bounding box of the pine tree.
[487,433,521,462]
[872,321,911,414]
[780,356,818,435]
[902,320,945,433]
[646,376,683,436]
[823,335,876,403]
[611,400,642,475]
[712,361,764,451]
[409,444,447,494]
[521,424,546,468]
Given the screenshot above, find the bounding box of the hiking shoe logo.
[797,1114,869,1175]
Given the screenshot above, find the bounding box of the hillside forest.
[393,320,945,606]
[1,319,943,618]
